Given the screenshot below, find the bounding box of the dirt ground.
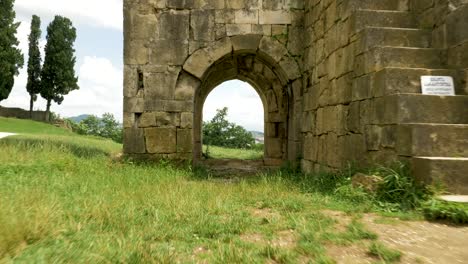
[324,211,468,264]
[243,208,468,263]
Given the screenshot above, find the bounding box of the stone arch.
[176,35,302,166]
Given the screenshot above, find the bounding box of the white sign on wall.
[421,76,455,96]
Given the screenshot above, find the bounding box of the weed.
[368,242,402,263]
[422,199,468,224]
[373,163,430,211]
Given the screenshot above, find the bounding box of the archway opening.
[202,79,264,160]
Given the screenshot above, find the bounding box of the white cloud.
[203,80,264,132]
[1,56,123,121]
[15,0,123,31]
[2,2,124,121]
[53,56,123,120]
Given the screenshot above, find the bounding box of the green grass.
[368,242,402,263]
[204,145,263,160]
[0,118,423,262]
[0,117,73,135]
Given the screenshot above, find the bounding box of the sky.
[1,0,264,132]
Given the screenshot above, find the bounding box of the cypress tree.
[26,15,42,116]
[40,15,79,121]
[0,0,24,102]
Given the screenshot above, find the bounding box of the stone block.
[124,40,148,65]
[124,127,146,154]
[124,97,144,113]
[139,112,157,127]
[226,24,252,36]
[155,111,180,127]
[144,69,180,99]
[177,129,193,153]
[235,10,258,24]
[259,36,288,63]
[183,49,213,79]
[180,112,193,128]
[145,127,177,154]
[397,124,468,157]
[167,0,194,9]
[191,10,216,41]
[150,40,188,66]
[231,34,262,52]
[159,10,190,40]
[205,38,233,62]
[412,157,468,195]
[279,56,301,80]
[175,72,200,100]
[123,112,135,128]
[124,66,138,97]
[194,0,224,9]
[265,137,283,159]
[259,10,292,24]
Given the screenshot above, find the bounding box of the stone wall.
[0,106,47,122]
[124,0,468,177]
[412,0,468,94]
[123,0,305,164]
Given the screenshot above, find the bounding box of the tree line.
[0,0,78,121]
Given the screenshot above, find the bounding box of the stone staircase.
[351,0,468,194]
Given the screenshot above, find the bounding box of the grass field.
[0,117,74,135]
[204,145,263,160]
[0,118,419,263]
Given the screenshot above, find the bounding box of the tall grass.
[204,145,263,160]
[1,118,455,262]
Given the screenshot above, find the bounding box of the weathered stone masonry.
[124,0,468,193]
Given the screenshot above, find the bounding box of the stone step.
[373,67,464,96]
[200,159,275,176]
[357,27,431,54]
[351,10,417,33]
[345,0,408,13]
[357,47,446,75]
[412,157,468,194]
[374,94,468,124]
[397,124,468,157]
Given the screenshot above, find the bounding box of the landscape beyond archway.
[202,80,265,160]
[189,46,301,167]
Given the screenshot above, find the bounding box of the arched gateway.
[123,1,304,167]
[123,0,468,193]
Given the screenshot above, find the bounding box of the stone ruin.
[123,0,468,193]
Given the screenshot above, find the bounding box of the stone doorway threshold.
[199,159,280,176]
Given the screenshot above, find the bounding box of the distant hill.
[250,131,264,138]
[67,114,92,123]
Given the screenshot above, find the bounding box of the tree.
[203,107,255,149]
[71,113,123,143]
[0,0,24,102]
[40,15,78,121]
[26,15,42,117]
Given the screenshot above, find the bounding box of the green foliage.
[40,15,78,120]
[368,242,402,263]
[0,117,72,135]
[372,163,431,211]
[70,113,123,143]
[26,15,42,114]
[0,0,24,101]
[203,107,256,149]
[422,199,468,224]
[204,145,263,160]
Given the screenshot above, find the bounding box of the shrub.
[422,199,468,224]
[203,107,255,149]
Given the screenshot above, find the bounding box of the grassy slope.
[204,145,263,160]
[0,117,73,135]
[0,118,408,263]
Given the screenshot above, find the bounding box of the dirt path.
[0,132,16,139]
[325,211,468,263]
